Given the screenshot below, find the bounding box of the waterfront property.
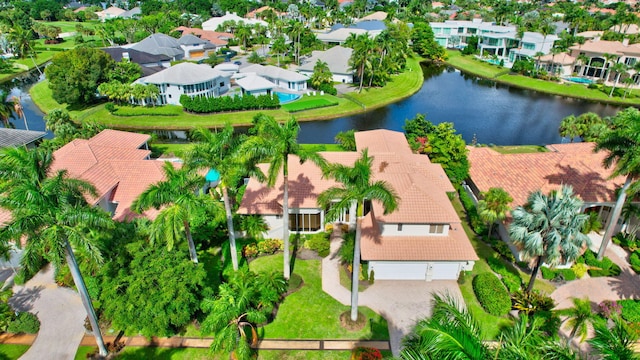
[298,46,355,84]
[0,128,46,149]
[176,34,217,61]
[241,64,309,91]
[238,129,478,281]
[135,62,231,105]
[129,33,185,61]
[100,47,171,77]
[569,38,640,81]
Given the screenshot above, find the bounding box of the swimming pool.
[483,58,501,65]
[563,77,594,84]
[275,92,301,104]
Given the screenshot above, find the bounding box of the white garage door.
[370,261,428,280]
[431,262,462,280]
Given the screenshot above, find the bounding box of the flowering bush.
[243,244,259,258]
[598,300,622,319]
[351,347,382,360]
[256,238,283,254]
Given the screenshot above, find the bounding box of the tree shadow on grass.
[115,346,209,360]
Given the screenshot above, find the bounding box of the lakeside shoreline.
[29,57,426,130]
[444,50,640,107]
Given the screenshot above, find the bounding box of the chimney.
[623,38,630,46]
[122,52,130,60]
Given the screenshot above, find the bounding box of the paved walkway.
[9,265,87,360]
[321,229,462,357]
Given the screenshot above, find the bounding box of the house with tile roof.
[177,34,216,60]
[0,128,46,149]
[101,47,171,77]
[130,33,184,61]
[95,6,126,21]
[202,12,267,32]
[569,38,640,81]
[467,143,634,237]
[240,64,308,91]
[298,46,354,84]
[317,28,381,45]
[174,27,234,46]
[136,62,231,105]
[49,129,176,221]
[238,129,478,281]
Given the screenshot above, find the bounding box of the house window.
[626,58,637,66]
[289,213,321,232]
[429,224,444,234]
[397,224,403,231]
[168,94,172,98]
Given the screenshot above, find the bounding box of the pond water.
[8,62,628,146]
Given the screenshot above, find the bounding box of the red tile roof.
[467,143,625,207]
[239,129,477,262]
[174,27,234,46]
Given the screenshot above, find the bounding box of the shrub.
[317,82,337,95]
[180,93,280,113]
[599,300,622,319]
[303,232,331,257]
[533,310,561,338]
[472,273,511,316]
[256,238,283,254]
[541,266,555,280]
[339,232,355,265]
[631,252,640,273]
[619,300,640,323]
[8,312,40,334]
[352,347,382,360]
[243,243,259,258]
[104,102,115,113]
[556,268,576,281]
[486,256,522,292]
[578,250,621,277]
[571,263,589,278]
[458,190,486,235]
[512,290,556,315]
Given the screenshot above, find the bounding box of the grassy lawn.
[37,21,101,34]
[445,50,640,106]
[29,57,425,129]
[451,196,555,339]
[489,145,549,154]
[0,51,53,83]
[0,344,30,359]
[282,96,339,113]
[250,254,390,340]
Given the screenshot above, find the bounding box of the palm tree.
[557,297,598,343]
[186,125,263,271]
[401,293,490,360]
[318,149,398,321]
[496,314,545,359]
[12,97,27,130]
[347,33,375,93]
[559,115,580,142]
[594,107,640,260]
[0,98,14,128]
[603,53,618,82]
[509,185,590,293]
[132,162,211,263]
[477,187,513,240]
[609,62,628,97]
[588,317,639,360]
[271,36,287,67]
[286,20,304,65]
[242,115,325,280]
[0,147,111,356]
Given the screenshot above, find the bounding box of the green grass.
[37,21,101,34]
[489,145,549,154]
[282,97,339,113]
[445,50,640,106]
[114,105,185,117]
[0,344,30,359]
[30,57,425,129]
[250,254,390,340]
[150,143,194,158]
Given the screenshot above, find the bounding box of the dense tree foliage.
[411,22,445,61]
[180,94,280,113]
[97,237,213,337]
[42,109,105,149]
[403,114,470,184]
[45,47,114,106]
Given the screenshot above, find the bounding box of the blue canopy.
[205,169,220,182]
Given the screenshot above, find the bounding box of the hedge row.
[540,266,577,281]
[180,93,279,113]
[472,272,511,316]
[486,255,522,292]
[576,250,621,277]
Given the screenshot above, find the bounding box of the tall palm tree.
[186,125,264,271]
[477,187,513,240]
[242,115,325,280]
[12,97,27,130]
[557,297,598,343]
[609,62,628,97]
[401,293,490,360]
[594,107,640,260]
[132,162,212,263]
[318,149,398,321]
[347,33,375,93]
[588,317,639,360]
[0,147,111,356]
[509,185,589,293]
[496,314,545,360]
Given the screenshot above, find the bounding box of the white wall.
[380,223,449,236]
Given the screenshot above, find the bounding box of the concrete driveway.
[322,231,461,356]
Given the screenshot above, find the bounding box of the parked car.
[234,60,242,65]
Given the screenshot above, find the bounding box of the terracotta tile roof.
[174,27,233,46]
[87,129,150,149]
[569,39,640,56]
[239,129,477,262]
[467,143,625,207]
[360,211,478,261]
[539,53,576,65]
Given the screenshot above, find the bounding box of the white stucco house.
[238,129,478,281]
[241,64,308,91]
[202,12,268,32]
[235,75,276,96]
[135,63,231,105]
[298,45,354,84]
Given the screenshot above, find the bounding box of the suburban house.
[568,38,640,80]
[135,62,231,105]
[245,6,284,20]
[130,33,184,61]
[202,12,268,32]
[240,64,308,91]
[101,47,171,77]
[317,28,381,45]
[49,129,174,221]
[174,26,234,47]
[537,53,576,77]
[466,143,636,244]
[238,129,478,281]
[0,128,46,149]
[430,19,510,49]
[505,32,558,63]
[95,6,125,21]
[235,75,276,96]
[176,34,216,60]
[298,46,354,84]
